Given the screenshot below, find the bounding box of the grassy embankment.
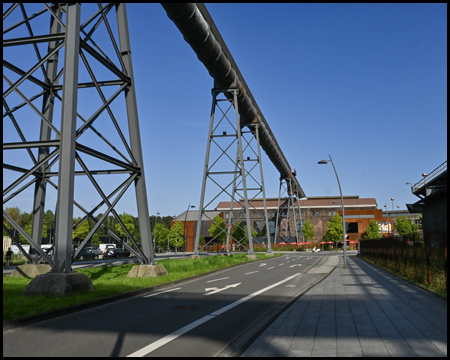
[3,254,278,322]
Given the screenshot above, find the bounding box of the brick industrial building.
[175,195,399,251]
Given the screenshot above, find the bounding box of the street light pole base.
[189,254,203,260]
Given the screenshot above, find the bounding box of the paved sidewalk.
[242,254,447,357]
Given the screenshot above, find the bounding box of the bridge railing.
[412,160,447,193]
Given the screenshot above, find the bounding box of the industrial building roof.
[215,196,377,211]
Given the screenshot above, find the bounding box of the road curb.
[3,254,277,331]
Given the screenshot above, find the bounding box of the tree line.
[4,208,421,252]
[3,207,187,251]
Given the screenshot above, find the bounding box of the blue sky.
[3,3,447,219]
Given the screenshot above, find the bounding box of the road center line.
[206,277,229,283]
[127,273,301,357]
[143,287,181,298]
[245,271,259,275]
[267,267,275,270]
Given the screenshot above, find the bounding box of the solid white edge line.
[127,315,215,357]
[143,287,181,298]
[206,277,230,283]
[127,273,301,357]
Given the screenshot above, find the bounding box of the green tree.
[168,221,184,250]
[114,212,136,240]
[302,219,315,241]
[232,222,258,245]
[91,233,101,247]
[3,207,22,236]
[72,219,90,246]
[208,215,227,243]
[153,223,170,250]
[362,219,381,240]
[324,213,343,244]
[395,216,420,237]
[18,222,48,244]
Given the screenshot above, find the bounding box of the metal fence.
[359,231,447,293]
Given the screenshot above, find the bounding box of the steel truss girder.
[274,178,304,244]
[3,3,155,270]
[194,87,270,255]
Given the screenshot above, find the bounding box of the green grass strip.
[3,254,278,322]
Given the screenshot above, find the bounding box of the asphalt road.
[3,253,330,357]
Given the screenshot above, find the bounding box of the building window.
[316,211,320,217]
[269,221,275,234]
[296,220,303,232]
[328,211,332,217]
[346,222,358,233]
[254,221,261,234]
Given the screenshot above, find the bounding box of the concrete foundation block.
[126,264,168,278]
[22,272,93,297]
[10,264,51,278]
[265,253,276,257]
[189,255,203,260]
[246,254,259,260]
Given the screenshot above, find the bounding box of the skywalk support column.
[30,4,62,264]
[192,87,255,258]
[116,4,166,277]
[53,3,81,274]
[23,3,93,297]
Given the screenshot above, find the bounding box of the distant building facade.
[216,196,378,242]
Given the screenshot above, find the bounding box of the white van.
[99,243,116,253]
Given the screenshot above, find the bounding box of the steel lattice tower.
[3,3,158,278]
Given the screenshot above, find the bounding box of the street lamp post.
[406,182,413,193]
[331,201,339,252]
[183,204,195,255]
[174,215,177,254]
[153,211,160,253]
[391,198,395,235]
[318,155,347,266]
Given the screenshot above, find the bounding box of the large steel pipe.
[161,3,305,197]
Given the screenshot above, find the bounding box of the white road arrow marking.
[204,283,241,296]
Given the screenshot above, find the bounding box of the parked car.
[103,248,117,257]
[72,248,99,260]
[104,248,130,258]
[114,248,130,257]
[85,246,102,255]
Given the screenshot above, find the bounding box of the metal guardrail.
[412,160,447,193]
